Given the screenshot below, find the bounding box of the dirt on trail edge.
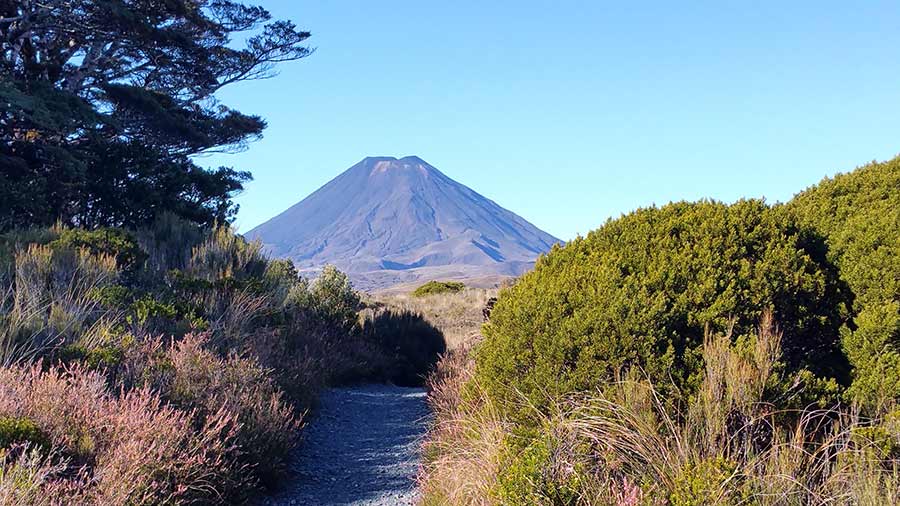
[261,384,430,506]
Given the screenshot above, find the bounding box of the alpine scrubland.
[0,217,442,504]
[420,157,900,505]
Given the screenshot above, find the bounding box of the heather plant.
[0,363,248,505]
[476,200,850,422]
[136,333,301,487]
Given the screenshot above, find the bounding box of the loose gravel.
[260,384,430,506]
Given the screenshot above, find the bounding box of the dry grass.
[372,287,496,350]
[420,343,508,506]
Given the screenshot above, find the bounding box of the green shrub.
[310,265,361,332]
[50,227,146,271]
[58,343,127,370]
[0,416,49,451]
[413,280,466,298]
[787,157,900,411]
[476,200,851,419]
[669,457,739,506]
[495,430,584,505]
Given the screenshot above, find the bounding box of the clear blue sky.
[206,1,900,240]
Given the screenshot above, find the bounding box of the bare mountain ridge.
[246,156,560,290]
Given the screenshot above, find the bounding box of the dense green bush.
[787,157,900,410]
[413,280,466,297]
[50,228,147,272]
[476,200,850,418]
[0,416,49,451]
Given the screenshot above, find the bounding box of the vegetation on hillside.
[413,280,466,298]
[422,158,900,505]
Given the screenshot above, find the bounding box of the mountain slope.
[246,156,560,289]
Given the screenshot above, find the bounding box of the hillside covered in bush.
[422,157,900,505]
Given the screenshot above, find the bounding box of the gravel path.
[261,384,430,506]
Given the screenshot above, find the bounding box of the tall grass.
[0,243,117,367]
[421,342,508,505]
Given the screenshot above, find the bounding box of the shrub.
[360,309,446,386]
[137,333,300,488]
[0,416,49,451]
[310,264,360,332]
[787,157,900,411]
[413,280,465,298]
[0,363,246,504]
[50,227,146,272]
[476,200,850,419]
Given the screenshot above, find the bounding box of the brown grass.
[420,343,507,505]
[370,287,496,350]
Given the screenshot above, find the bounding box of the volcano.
[246,156,560,290]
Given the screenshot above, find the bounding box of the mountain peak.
[359,155,425,164]
[247,157,560,290]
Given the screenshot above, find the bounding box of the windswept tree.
[0,0,312,231]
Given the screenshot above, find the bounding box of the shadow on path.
[262,384,429,506]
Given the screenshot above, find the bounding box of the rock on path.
[261,384,430,506]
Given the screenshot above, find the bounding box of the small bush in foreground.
[413,280,465,298]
